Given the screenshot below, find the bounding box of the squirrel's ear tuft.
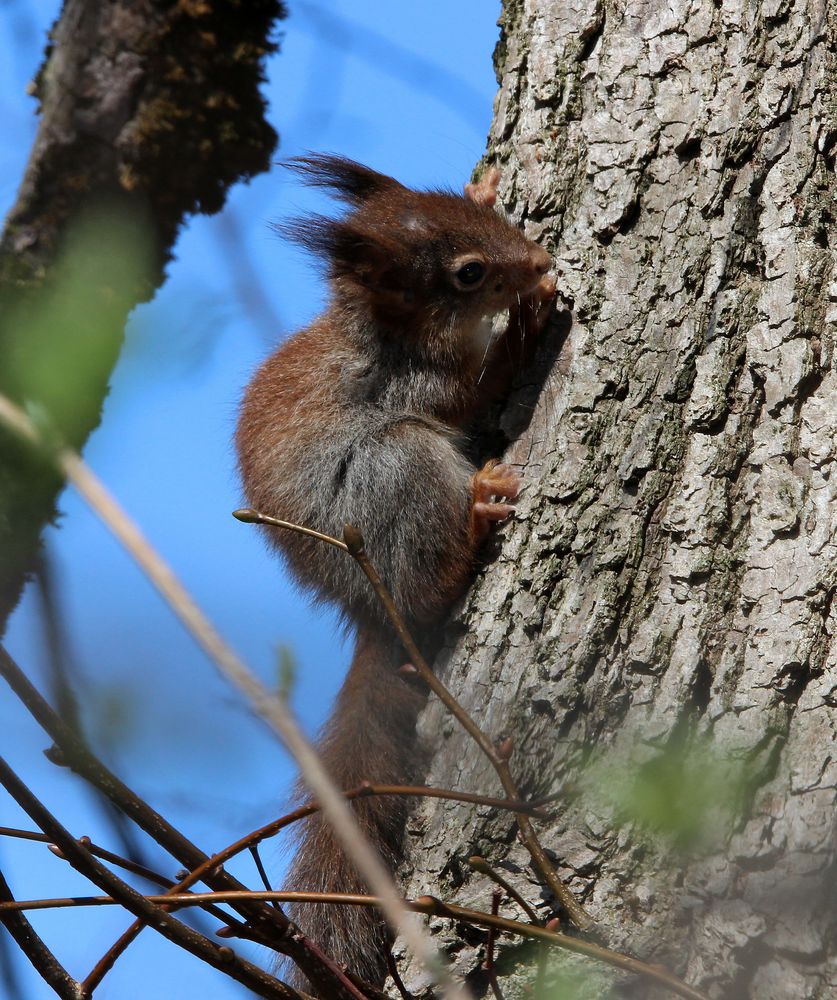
[274,213,344,259]
[278,215,401,287]
[283,154,403,204]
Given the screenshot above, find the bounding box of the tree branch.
[0,645,346,994]
[0,0,286,630]
[0,868,83,1000]
[0,889,710,1000]
[0,757,304,1000]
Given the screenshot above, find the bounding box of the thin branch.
[340,522,591,930]
[236,503,588,930]
[0,645,298,926]
[220,921,381,1000]
[0,868,83,1000]
[0,890,710,1000]
[0,395,462,1000]
[466,856,541,925]
[234,507,348,550]
[385,947,413,1000]
[0,779,548,885]
[534,920,556,998]
[0,646,345,996]
[81,781,546,991]
[0,827,256,938]
[81,779,542,993]
[34,553,84,734]
[0,756,303,1000]
[53,838,176,892]
[235,845,372,1000]
[75,863,254,997]
[279,935,372,1000]
[415,896,708,1000]
[3,783,528,995]
[482,889,505,1000]
[5,783,539,995]
[213,210,287,348]
[189,783,550,887]
[249,844,279,909]
[35,552,157,879]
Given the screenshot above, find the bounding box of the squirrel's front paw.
[470,460,522,541]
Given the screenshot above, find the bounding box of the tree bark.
[397,2,836,998]
[0,0,284,630]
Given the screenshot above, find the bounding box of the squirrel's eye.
[454,260,487,289]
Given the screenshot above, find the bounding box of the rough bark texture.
[395,2,836,998]
[0,0,284,630]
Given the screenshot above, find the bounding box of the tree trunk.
[397,2,836,997]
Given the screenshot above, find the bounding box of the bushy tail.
[285,627,427,991]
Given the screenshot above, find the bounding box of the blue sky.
[1,1,501,996]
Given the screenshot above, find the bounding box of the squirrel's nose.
[528,245,551,276]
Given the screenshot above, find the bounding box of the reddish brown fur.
[236,157,555,992]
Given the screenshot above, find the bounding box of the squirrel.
[236,155,555,992]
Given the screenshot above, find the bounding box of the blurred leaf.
[5,201,155,443]
[532,952,612,999]
[580,732,758,851]
[274,643,297,702]
[493,939,614,998]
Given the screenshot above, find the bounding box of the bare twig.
[483,889,506,1000]
[249,844,279,908]
[0,890,710,1000]
[1,825,230,922]
[35,553,155,879]
[2,825,175,892]
[222,921,381,1000]
[235,842,372,1000]
[78,867,254,996]
[0,646,349,997]
[54,838,176,892]
[0,868,83,1000]
[467,856,541,925]
[213,210,287,347]
[235,505,588,930]
[26,781,532,995]
[414,896,706,1000]
[340,522,590,930]
[386,947,414,1000]
[234,507,348,550]
[191,782,549,883]
[534,919,557,998]
[1,786,546,903]
[0,395,464,1000]
[82,781,541,991]
[0,756,304,1000]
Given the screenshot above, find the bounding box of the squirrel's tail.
[284,626,427,991]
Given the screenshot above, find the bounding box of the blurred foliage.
[0,202,157,624]
[578,730,760,852]
[4,203,155,444]
[536,961,611,1000]
[275,643,297,702]
[494,943,614,1000]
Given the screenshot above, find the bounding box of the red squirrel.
[236,156,555,991]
